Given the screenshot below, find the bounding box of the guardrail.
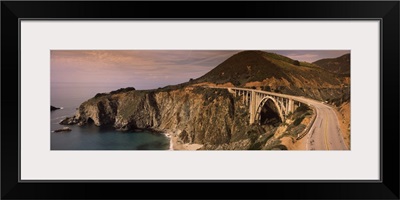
[296,106,317,140]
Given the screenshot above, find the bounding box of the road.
[290,96,348,150]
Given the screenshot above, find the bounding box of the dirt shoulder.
[334,102,351,148]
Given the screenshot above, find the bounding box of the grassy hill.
[313,53,350,74]
[195,50,343,86]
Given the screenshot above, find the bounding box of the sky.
[51,50,350,90]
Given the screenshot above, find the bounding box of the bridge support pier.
[249,90,256,124]
[288,99,295,114]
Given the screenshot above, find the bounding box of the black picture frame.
[1,1,399,199]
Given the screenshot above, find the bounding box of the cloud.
[285,53,319,61]
[268,50,350,62]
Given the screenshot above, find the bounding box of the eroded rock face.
[62,87,253,146]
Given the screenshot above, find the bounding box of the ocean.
[50,82,170,150]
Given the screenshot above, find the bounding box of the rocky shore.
[51,105,61,111]
[53,127,71,133]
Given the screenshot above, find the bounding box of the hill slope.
[193,50,349,102]
[313,53,350,74]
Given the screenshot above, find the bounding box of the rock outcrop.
[60,117,80,125]
[51,105,60,111]
[54,127,71,132]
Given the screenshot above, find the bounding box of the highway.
[292,96,349,150]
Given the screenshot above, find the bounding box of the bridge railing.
[230,87,310,107]
[295,106,317,140]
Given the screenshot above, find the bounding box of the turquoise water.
[51,82,170,150]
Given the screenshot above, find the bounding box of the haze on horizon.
[51,50,350,90]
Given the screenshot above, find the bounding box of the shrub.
[295,104,309,113]
[110,87,135,95]
[263,86,272,92]
[94,93,107,98]
[293,115,305,126]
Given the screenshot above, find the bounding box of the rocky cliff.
[63,87,248,147]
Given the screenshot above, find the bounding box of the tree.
[263,86,272,92]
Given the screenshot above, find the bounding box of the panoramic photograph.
[51,50,350,150]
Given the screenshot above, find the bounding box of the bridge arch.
[255,96,285,125]
[275,99,287,117]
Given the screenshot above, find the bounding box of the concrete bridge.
[226,87,305,124]
[210,86,348,150]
